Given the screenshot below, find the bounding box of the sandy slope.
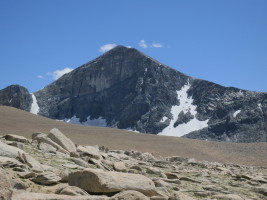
[0,106,266,167]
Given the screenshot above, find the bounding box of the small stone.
[212,194,244,200]
[38,142,57,153]
[17,171,36,179]
[55,185,89,196]
[113,162,127,172]
[59,170,69,182]
[69,157,89,168]
[111,190,149,200]
[70,151,80,158]
[32,172,61,185]
[165,172,179,179]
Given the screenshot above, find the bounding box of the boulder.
[0,140,25,158]
[9,142,24,150]
[34,134,69,154]
[77,145,101,160]
[56,186,89,196]
[165,173,179,179]
[32,132,46,140]
[18,152,43,172]
[253,186,267,196]
[69,168,157,196]
[111,190,149,200]
[38,142,57,153]
[113,162,127,172]
[171,191,195,200]
[32,172,61,185]
[212,194,244,200]
[0,141,43,172]
[11,191,109,200]
[59,170,69,182]
[48,128,76,152]
[0,168,12,200]
[5,134,29,143]
[70,157,89,168]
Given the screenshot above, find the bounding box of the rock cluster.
[0,128,266,199]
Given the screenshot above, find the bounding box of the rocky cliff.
[0,85,32,112]
[1,46,266,142]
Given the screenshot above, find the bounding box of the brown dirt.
[0,106,266,167]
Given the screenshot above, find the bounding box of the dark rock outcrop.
[0,85,32,111]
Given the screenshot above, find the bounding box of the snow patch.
[158,82,209,137]
[233,110,241,118]
[30,94,39,115]
[64,115,107,127]
[125,128,140,133]
[258,103,263,113]
[160,116,168,122]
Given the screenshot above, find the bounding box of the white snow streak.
[64,116,107,127]
[258,103,263,114]
[158,83,209,137]
[233,110,241,118]
[125,128,140,133]
[30,94,39,115]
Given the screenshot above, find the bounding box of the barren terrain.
[0,106,267,167]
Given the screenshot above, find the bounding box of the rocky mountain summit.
[0,129,267,200]
[0,46,266,142]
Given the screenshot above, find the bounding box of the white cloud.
[138,40,148,48]
[151,43,163,48]
[138,40,164,49]
[47,67,73,80]
[99,44,117,53]
[37,75,44,79]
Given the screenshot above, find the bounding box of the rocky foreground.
[0,129,266,200]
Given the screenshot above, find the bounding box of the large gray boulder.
[69,168,157,196]
[33,133,69,154]
[0,140,24,158]
[0,168,12,200]
[48,128,76,152]
[0,140,43,172]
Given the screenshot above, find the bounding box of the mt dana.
[0,45,266,142]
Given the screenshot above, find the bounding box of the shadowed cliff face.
[0,85,32,111]
[1,46,266,142]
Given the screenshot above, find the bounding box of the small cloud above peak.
[138,40,164,49]
[47,67,73,80]
[138,40,148,49]
[99,44,117,53]
[151,43,163,48]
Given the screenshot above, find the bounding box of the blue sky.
[1,0,267,93]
